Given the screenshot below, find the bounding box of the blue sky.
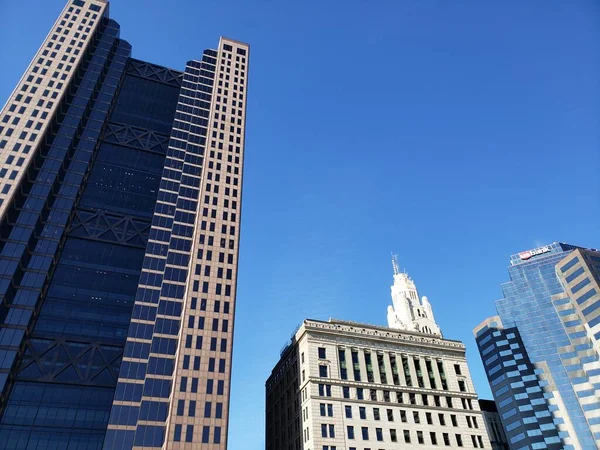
[1,0,599,448]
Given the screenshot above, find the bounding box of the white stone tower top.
[386,254,442,337]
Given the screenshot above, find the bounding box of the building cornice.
[299,319,466,353]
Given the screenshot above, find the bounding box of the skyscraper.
[0,1,249,449]
[266,260,492,450]
[474,243,600,449]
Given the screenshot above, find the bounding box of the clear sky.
[1,1,599,449]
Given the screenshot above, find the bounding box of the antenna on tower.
[391,252,400,275]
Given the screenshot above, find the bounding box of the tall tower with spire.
[387,254,442,337]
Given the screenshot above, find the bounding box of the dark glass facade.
[0,1,249,449]
[0,11,183,450]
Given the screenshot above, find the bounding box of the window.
[361,427,369,440]
[443,433,450,446]
[357,388,364,400]
[345,405,352,418]
[390,429,397,442]
[373,408,380,421]
[403,430,411,443]
[319,365,328,378]
[320,404,326,417]
[451,415,458,427]
[454,364,462,375]
[458,380,466,392]
[387,409,394,421]
[318,384,332,397]
[455,434,463,447]
[359,407,366,419]
[431,432,438,445]
[318,347,327,359]
[400,410,407,423]
[439,413,446,426]
[327,404,333,417]
[343,386,350,398]
[426,412,433,425]
[417,431,424,444]
[347,426,355,439]
[376,428,383,441]
[329,425,335,438]
[413,411,420,424]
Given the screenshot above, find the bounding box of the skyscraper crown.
[386,254,442,337]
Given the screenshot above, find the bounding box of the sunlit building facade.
[267,263,492,450]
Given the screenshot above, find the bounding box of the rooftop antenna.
[391,252,400,276]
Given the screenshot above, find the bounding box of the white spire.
[391,252,400,276]
[386,256,442,337]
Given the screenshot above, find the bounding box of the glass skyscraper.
[0,1,248,449]
[474,243,600,450]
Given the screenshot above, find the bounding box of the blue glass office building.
[474,243,600,450]
[0,1,249,449]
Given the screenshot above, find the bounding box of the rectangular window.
[347,425,355,439]
[319,365,328,378]
[387,409,394,421]
[403,429,411,443]
[318,347,327,359]
[376,428,383,441]
[431,432,438,445]
[399,409,407,423]
[345,405,352,418]
[361,427,369,440]
[443,433,451,446]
